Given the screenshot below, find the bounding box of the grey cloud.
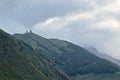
[96,0,114,5]
[0,0,94,27]
[31,4,120,59]
[1,0,120,59]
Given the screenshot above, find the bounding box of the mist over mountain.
[14,31,119,76]
[86,47,120,66]
[1,0,120,80]
[1,0,120,59]
[0,28,120,80]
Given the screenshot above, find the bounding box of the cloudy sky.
[0,0,120,59]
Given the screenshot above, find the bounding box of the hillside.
[14,32,119,76]
[0,29,70,80]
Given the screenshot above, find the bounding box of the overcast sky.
[1,0,120,59]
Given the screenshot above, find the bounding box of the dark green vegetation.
[0,29,70,80]
[14,32,119,76]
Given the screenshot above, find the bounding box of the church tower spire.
[26,30,28,33]
[30,30,32,33]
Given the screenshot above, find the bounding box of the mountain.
[14,32,119,76]
[86,47,120,65]
[0,29,70,80]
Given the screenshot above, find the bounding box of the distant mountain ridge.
[0,29,70,80]
[14,32,119,76]
[86,47,120,65]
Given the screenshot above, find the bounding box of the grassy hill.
[14,32,119,76]
[0,29,70,80]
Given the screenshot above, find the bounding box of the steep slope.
[0,29,70,80]
[14,32,119,76]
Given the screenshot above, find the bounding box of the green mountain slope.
[0,29,70,80]
[14,32,119,76]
